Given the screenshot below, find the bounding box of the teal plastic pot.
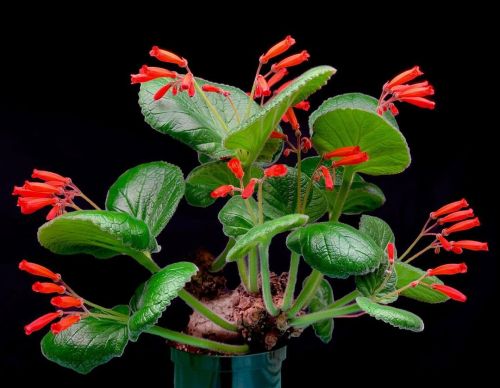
[170,346,287,388]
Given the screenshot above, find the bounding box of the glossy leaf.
[128,262,198,341]
[306,277,334,343]
[356,297,424,332]
[225,66,336,166]
[395,262,448,303]
[310,93,410,175]
[218,196,260,239]
[287,222,383,278]
[226,214,309,262]
[359,215,395,249]
[41,306,129,374]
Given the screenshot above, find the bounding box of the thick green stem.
[193,81,230,133]
[210,239,235,273]
[248,248,259,293]
[146,325,249,354]
[287,269,323,317]
[259,244,280,317]
[329,167,354,221]
[325,290,360,309]
[236,257,250,290]
[281,252,301,311]
[289,303,361,328]
[130,251,161,273]
[178,289,239,332]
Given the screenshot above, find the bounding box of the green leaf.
[185,161,262,207]
[395,262,448,303]
[356,261,398,304]
[226,214,309,262]
[38,210,151,259]
[286,222,383,278]
[225,66,336,166]
[356,297,424,332]
[218,196,260,239]
[41,305,129,374]
[359,215,395,249]
[128,262,198,341]
[106,162,184,240]
[310,93,411,175]
[139,77,259,160]
[263,166,327,222]
[306,277,334,343]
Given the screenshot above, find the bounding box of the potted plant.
[13,36,488,387]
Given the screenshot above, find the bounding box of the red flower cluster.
[19,260,84,335]
[377,66,435,115]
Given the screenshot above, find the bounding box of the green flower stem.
[329,166,355,221]
[296,139,302,213]
[146,325,249,354]
[210,239,235,273]
[259,243,280,317]
[193,80,230,133]
[404,244,433,264]
[129,251,161,274]
[257,180,264,224]
[301,156,324,213]
[236,257,250,290]
[281,252,301,311]
[325,290,360,309]
[248,248,259,293]
[287,269,323,317]
[89,312,128,323]
[178,289,239,332]
[84,300,127,318]
[244,62,262,120]
[289,303,361,328]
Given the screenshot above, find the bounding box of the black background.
[0,5,497,386]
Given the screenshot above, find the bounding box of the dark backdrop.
[1,6,497,386]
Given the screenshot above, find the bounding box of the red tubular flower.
[385,66,423,89]
[149,46,187,68]
[17,197,58,214]
[437,209,474,225]
[270,131,287,140]
[452,246,464,254]
[131,74,155,84]
[23,181,62,194]
[140,65,178,79]
[285,108,299,130]
[442,218,480,236]
[264,164,288,177]
[332,152,369,167]
[210,185,235,199]
[398,97,435,110]
[19,260,61,281]
[427,263,467,276]
[46,203,64,221]
[387,242,395,263]
[320,166,334,190]
[301,137,313,153]
[395,85,435,98]
[51,315,81,335]
[12,186,53,198]
[267,68,288,88]
[181,73,194,91]
[256,75,271,97]
[453,240,489,251]
[431,284,467,302]
[32,169,70,184]
[324,146,361,159]
[436,234,453,251]
[227,158,244,180]
[271,51,310,71]
[430,199,469,219]
[32,282,66,294]
[294,101,310,111]
[153,83,173,100]
[242,178,258,199]
[24,311,63,335]
[283,148,293,157]
[202,85,230,96]
[51,296,83,309]
[260,35,296,64]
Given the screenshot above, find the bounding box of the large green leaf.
[263,166,327,222]
[139,77,259,160]
[356,297,424,332]
[356,260,397,304]
[225,66,336,166]
[309,93,410,175]
[226,214,309,262]
[185,161,262,207]
[306,277,334,343]
[359,215,395,249]
[395,262,448,303]
[38,210,151,259]
[106,162,184,239]
[287,222,383,278]
[128,262,198,341]
[41,305,129,374]
[218,196,260,239]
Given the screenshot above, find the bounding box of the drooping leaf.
[41,305,129,374]
[286,222,383,278]
[128,262,198,341]
[225,66,336,166]
[359,215,395,249]
[226,214,309,262]
[310,93,410,175]
[306,277,334,343]
[395,262,448,303]
[218,196,260,239]
[356,297,424,332]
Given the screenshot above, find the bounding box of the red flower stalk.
[294,101,310,111]
[149,46,187,68]
[210,185,235,199]
[153,83,173,100]
[301,137,313,153]
[242,178,258,199]
[387,242,395,264]
[264,164,288,177]
[32,169,70,184]
[32,282,66,294]
[453,240,489,251]
[430,199,469,219]
[23,181,62,194]
[332,152,369,167]
[24,311,63,335]
[256,75,271,97]
[260,35,296,64]
[51,315,81,335]
[285,108,299,130]
[271,51,310,71]
[385,66,423,90]
[227,158,244,180]
[398,97,435,110]
[270,131,287,140]
[17,197,58,215]
[431,284,467,302]
[140,65,178,79]
[19,260,61,281]
[324,146,361,159]
[51,296,83,309]
[12,187,53,198]
[442,218,480,236]
[436,234,453,251]
[267,68,288,88]
[427,263,467,276]
[319,166,333,190]
[201,85,230,97]
[437,209,474,225]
